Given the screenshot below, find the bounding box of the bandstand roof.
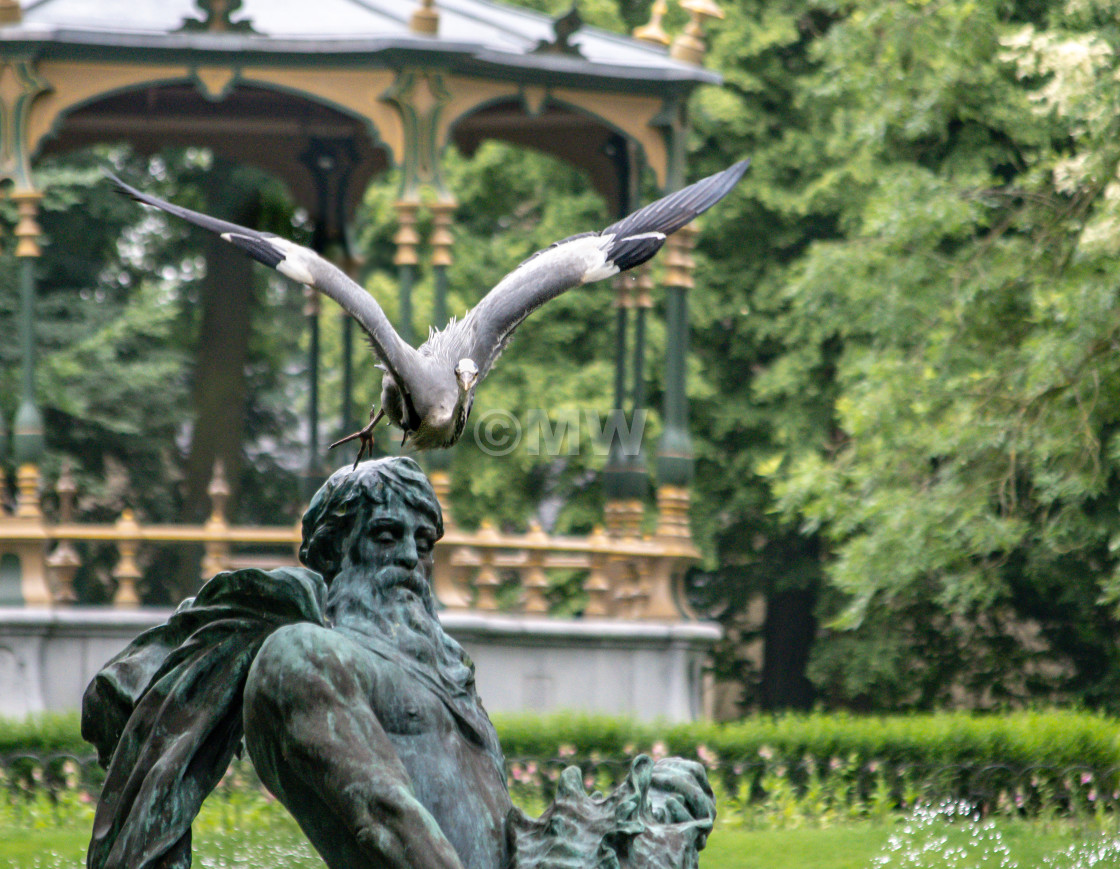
[8,0,718,92]
[0,0,716,212]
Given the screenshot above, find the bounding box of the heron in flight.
[109,159,749,461]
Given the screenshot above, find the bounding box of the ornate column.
[425,197,457,497]
[301,286,321,501]
[656,102,696,541]
[393,199,419,347]
[382,68,458,501]
[12,189,44,467]
[603,138,649,538]
[657,0,720,545]
[0,57,52,605]
[300,138,361,458]
[0,59,50,472]
[430,198,455,330]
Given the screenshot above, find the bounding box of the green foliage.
[684,0,1120,710]
[495,709,1120,772]
[18,0,1120,709]
[0,712,83,756]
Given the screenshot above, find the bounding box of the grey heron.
[108,159,749,460]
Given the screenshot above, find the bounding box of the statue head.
[299,457,443,585]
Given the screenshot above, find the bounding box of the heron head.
[455,358,479,393]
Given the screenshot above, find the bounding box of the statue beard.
[325,564,474,687]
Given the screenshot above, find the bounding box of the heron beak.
[456,369,478,392]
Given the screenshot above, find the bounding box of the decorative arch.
[440,77,669,193]
[33,73,396,218]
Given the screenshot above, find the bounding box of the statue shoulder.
[188,564,328,624]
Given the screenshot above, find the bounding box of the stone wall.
[0,607,720,722]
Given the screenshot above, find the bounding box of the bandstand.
[0,0,725,721]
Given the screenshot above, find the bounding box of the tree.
[690,0,1120,709]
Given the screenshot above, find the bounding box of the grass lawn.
[4,814,1120,868]
[700,818,1105,868]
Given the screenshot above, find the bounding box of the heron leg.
[330,406,386,470]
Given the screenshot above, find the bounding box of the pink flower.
[651,741,668,761]
[558,744,577,758]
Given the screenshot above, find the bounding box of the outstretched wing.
[107,173,426,391]
[450,159,750,378]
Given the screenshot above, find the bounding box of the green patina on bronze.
[83,457,714,869]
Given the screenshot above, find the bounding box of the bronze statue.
[82,458,715,869]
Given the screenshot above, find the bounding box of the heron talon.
[330,407,385,470]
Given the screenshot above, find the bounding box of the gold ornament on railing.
[669,0,724,66]
[473,521,501,610]
[17,464,699,619]
[112,509,142,607]
[202,459,230,580]
[46,462,79,603]
[522,521,550,614]
[584,525,612,617]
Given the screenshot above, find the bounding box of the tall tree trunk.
[760,588,817,710]
[167,161,260,600]
[183,160,260,522]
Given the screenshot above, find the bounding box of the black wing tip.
[691,158,752,211]
[722,158,751,190]
[103,170,145,202]
[604,158,751,240]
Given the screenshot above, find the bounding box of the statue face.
[345,492,439,595]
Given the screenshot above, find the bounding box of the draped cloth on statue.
[82,566,328,869]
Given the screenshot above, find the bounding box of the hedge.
[4,709,1120,817]
[3,708,1119,769]
[492,709,1120,771]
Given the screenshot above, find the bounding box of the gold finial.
[0,0,20,25]
[670,0,724,65]
[633,0,670,47]
[411,0,439,34]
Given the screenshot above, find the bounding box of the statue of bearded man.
[244,457,510,869]
[83,458,715,869]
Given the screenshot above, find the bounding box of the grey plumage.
[108,159,749,457]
